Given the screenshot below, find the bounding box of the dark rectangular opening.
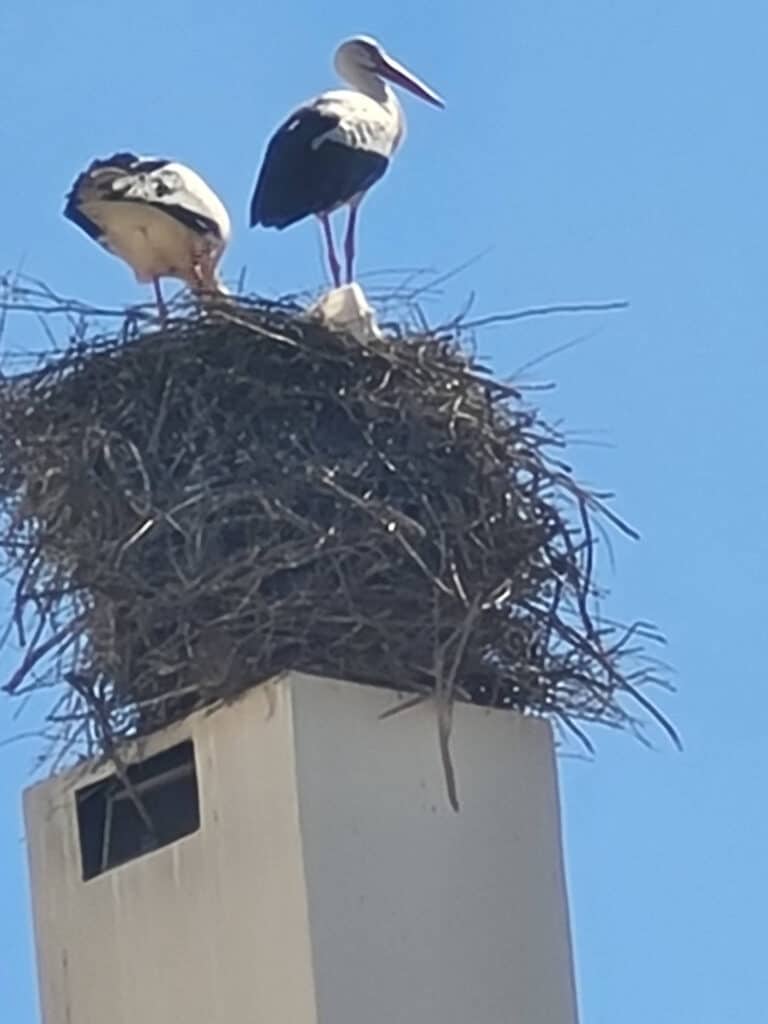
[75,740,200,881]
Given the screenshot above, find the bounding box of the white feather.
[109,163,231,243]
[67,155,231,292]
[310,90,404,158]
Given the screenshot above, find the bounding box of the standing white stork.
[249,36,443,287]
[65,153,231,321]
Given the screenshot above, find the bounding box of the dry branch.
[0,283,675,795]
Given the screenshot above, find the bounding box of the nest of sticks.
[0,281,673,801]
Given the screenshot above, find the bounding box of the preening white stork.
[65,153,231,320]
[249,36,443,287]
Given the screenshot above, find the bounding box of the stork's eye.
[357,42,379,61]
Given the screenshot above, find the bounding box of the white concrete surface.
[24,673,579,1024]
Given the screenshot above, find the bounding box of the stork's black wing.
[249,108,388,229]
[64,153,174,241]
[64,153,223,241]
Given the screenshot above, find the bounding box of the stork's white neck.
[336,54,395,109]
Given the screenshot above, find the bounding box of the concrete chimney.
[24,672,579,1023]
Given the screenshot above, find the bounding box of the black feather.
[63,153,174,241]
[250,108,388,229]
[64,153,220,242]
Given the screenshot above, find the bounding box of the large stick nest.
[0,287,673,791]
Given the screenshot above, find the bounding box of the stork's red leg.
[343,202,360,284]
[318,213,341,288]
[152,278,168,325]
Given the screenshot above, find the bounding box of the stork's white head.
[334,36,444,108]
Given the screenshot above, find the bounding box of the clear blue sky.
[1,2,765,1021]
